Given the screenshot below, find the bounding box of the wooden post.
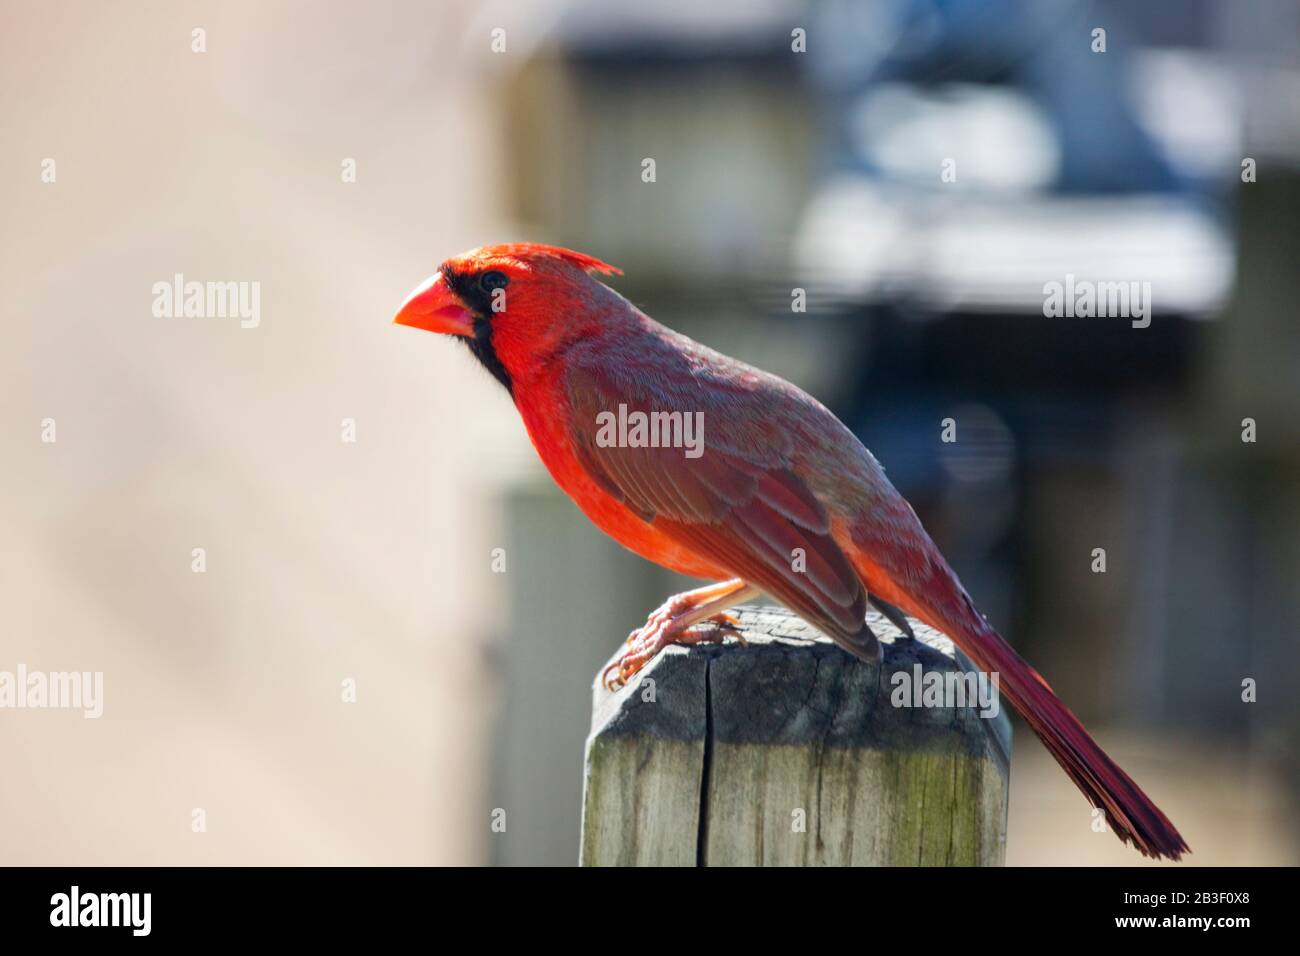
[581,604,1010,866]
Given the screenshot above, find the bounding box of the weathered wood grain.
[580,604,1010,866]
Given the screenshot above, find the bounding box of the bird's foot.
[600,580,759,691]
[601,612,740,691]
[870,596,917,642]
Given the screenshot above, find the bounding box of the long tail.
[958,615,1186,859]
[871,554,1188,859]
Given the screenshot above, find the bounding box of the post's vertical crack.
[695,655,714,867]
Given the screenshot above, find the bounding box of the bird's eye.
[479,270,509,292]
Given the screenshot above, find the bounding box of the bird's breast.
[512,378,728,582]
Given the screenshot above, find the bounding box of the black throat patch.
[441,265,512,394]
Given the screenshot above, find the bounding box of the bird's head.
[393,243,623,393]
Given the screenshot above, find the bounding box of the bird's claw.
[707,611,746,644]
[601,611,747,692]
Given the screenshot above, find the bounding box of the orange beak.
[392,272,475,337]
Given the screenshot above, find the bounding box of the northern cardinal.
[394,243,1188,860]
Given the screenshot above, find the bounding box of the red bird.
[395,242,1188,861]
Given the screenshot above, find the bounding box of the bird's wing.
[564,359,877,661]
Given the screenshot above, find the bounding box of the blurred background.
[2,0,1297,865]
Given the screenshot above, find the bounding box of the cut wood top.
[589,603,1011,767]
